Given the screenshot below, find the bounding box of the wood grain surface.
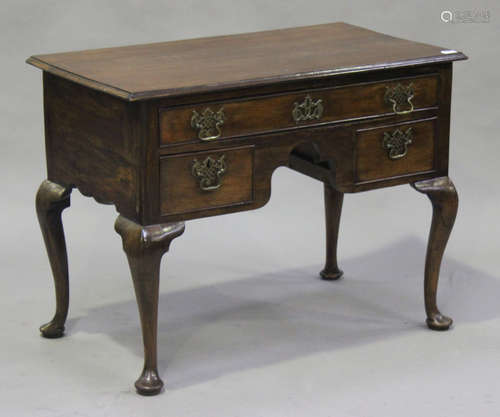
[159,75,438,146]
[27,22,466,101]
[355,118,437,183]
[159,146,254,216]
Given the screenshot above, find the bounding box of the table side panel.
[43,73,141,220]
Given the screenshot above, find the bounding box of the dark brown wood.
[36,180,72,338]
[35,44,457,226]
[114,216,185,395]
[27,23,467,395]
[160,146,254,216]
[320,183,344,280]
[159,75,438,146]
[355,117,436,183]
[411,176,458,330]
[155,123,359,223]
[43,73,140,220]
[26,22,465,101]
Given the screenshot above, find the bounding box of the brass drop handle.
[191,107,225,141]
[191,155,227,191]
[384,83,415,115]
[382,127,413,160]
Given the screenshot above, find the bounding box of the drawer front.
[355,118,437,183]
[159,75,438,146]
[159,146,254,216]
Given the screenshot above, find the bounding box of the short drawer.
[159,75,438,146]
[355,118,437,183]
[159,145,254,216]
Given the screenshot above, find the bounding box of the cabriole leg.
[36,180,72,338]
[412,176,458,331]
[115,216,185,395]
[320,183,344,280]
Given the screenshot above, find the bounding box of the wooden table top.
[27,22,466,101]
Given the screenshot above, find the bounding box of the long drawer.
[159,75,438,146]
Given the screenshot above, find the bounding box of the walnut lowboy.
[27,22,466,395]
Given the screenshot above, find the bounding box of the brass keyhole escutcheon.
[292,95,324,123]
